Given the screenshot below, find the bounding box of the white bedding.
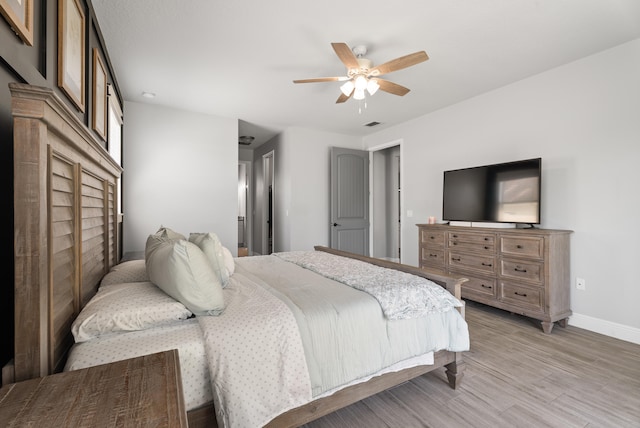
[65,250,470,428]
[198,270,312,428]
[235,255,469,398]
[64,318,212,411]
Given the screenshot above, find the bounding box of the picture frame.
[92,48,107,141]
[58,0,85,112]
[0,0,34,45]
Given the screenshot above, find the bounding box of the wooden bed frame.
[7,83,467,427]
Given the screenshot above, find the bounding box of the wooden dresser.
[418,224,572,333]
[0,350,188,427]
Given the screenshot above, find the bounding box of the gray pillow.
[145,226,186,260]
[145,237,225,316]
[189,232,230,287]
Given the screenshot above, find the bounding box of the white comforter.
[274,251,464,320]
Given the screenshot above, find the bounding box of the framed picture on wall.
[92,48,107,141]
[0,0,34,45]
[58,0,85,112]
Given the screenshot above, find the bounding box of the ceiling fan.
[293,42,429,103]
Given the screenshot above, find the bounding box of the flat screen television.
[442,158,541,225]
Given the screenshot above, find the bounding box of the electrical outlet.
[576,277,586,290]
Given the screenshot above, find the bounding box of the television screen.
[442,158,541,224]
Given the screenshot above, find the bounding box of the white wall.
[286,127,362,251]
[363,39,640,341]
[252,127,362,253]
[123,101,239,254]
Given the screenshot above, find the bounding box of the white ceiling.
[91,0,640,148]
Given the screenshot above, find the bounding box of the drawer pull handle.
[484,237,489,241]
[516,245,523,249]
[430,236,435,240]
[514,292,528,297]
[481,284,492,289]
[452,234,458,238]
[429,253,438,258]
[452,257,461,262]
[452,242,458,245]
[481,262,493,267]
[514,267,527,273]
[484,246,489,250]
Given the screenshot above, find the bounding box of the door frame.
[368,139,403,262]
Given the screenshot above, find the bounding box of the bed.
[6,83,469,428]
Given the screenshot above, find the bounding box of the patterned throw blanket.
[274,251,463,320]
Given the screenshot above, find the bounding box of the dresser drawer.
[500,282,544,312]
[421,230,445,246]
[449,239,495,253]
[500,235,544,259]
[448,231,495,245]
[449,251,496,274]
[420,247,445,269]
[500,258,543,284]
[460,276,497,298]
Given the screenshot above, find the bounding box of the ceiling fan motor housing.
[355,58,373,74]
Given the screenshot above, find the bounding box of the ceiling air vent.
[238,136,255,146]
[364,121,381,127]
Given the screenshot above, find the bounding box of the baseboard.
[569,313,640,345]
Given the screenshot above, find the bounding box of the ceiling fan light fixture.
[294,42,429,105]
[354,75,368,91]
[366,79,380,96]
[340,80,355,96]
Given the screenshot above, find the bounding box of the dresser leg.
[557,318,569,328]
[541,321,554,334]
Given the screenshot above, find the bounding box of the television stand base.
[470,222,516,228]
[449,221,472,227]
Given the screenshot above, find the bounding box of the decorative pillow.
[145,226,186,260]
[146,238,225,316]
[222,246,235,276]
[157,225,186,240]
[101,260,149,286]
[71,281,192,343]
[189,232,229,287]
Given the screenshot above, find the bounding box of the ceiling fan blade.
[336,88,354,103]
[331,42,359,70]
[293,76,348,84]
[368,51,429,76]
[376,79,411,96]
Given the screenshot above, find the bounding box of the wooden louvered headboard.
[9,83,122,383]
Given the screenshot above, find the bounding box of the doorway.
[371,142,401,262]
[237,161,252,257]
[262,151,274,254]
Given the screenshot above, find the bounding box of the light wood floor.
[302,301,640,428]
